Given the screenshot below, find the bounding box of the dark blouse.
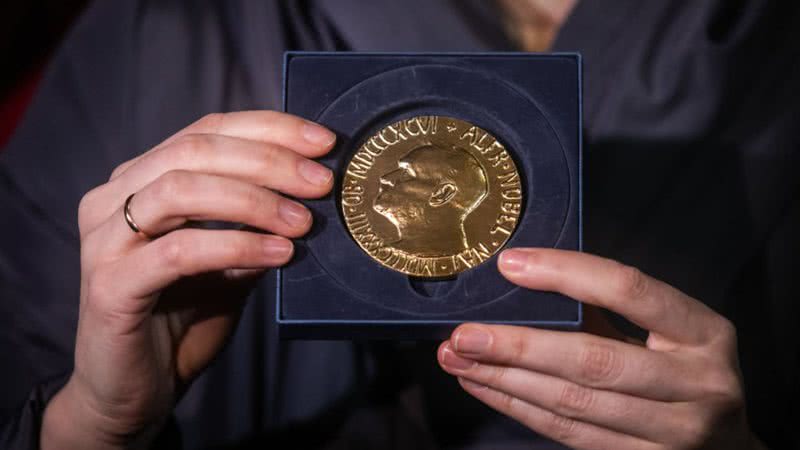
[1,1,797,448]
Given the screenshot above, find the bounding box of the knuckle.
[256,144,283,174]
[78,187,103,232]
[508,332,529,366]
[578,340,624,385]
[173,134,212,163]
[710,316,738,345]
[675,408,716,450]
[195,112,225,132]
[256,109,280,123]
[617,264,649,300]
[223,235,252,261]
[239,184,269,216]
[545,411,580,442]
[153,170,192,202]
[157,235,187,268]
[496,389,520,414]
[701,368,744,405]
[109,163,128,181]
[555,383,595,417]
[484,365,509,388]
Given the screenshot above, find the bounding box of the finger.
[98,229,293,303]
[498,248,724,345]
[129,170,311,237]
[87,134,333,229]
[98,171,311,251]
[456,377,660,450]
[120,134,333,199]
[439,341,689,442]
[447,323,700,401]
[110,111,336,180]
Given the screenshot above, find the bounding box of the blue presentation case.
[278,52,582,340]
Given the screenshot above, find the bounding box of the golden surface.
[341,116,524,278]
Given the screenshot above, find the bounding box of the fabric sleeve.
[0,0,268,445]
[0,374,69,449]
[0,0,164,445]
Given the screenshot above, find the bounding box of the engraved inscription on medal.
[341,116,523,278]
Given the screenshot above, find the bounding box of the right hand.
[41,111,336,449]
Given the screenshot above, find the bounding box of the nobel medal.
[341,116,523,278]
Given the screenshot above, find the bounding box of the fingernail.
[441,347,476,371]
[264,238,293,258]
[499,249,527,274]
[454,327,491,355]
[302,121,336,147]
[278,200,311,228]
[298,159,332,186]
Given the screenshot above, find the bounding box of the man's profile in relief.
[373,144,488,256]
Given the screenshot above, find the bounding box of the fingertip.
[451,322,477,345]
[438,342,477,372]
[293,210,314,238]
[297,159,334,187]
[452,324,492,356]
[277,200,313,237]
[301,121,337,154]
[304,172,336,199]
[263,235,294,264]
[436,340,450,363]
[497,248,530,275]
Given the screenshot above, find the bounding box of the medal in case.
[278,52,582,339]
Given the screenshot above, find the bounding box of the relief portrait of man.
[373,144,489,256]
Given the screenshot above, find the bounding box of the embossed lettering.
[501,201,521,215]
[502,188,523,200]
[486,150,510,167]
[497,170,520,187]
[341,116,523,278]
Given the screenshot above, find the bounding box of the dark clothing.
[1,1,798,449]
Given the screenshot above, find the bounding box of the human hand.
[438,249,763,450]
[41,111,336,449]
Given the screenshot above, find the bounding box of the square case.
[278,52,582,339]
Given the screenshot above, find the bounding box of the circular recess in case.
[301,63,572,316]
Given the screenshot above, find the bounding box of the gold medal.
[341,116,523,278]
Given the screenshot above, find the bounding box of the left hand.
[438,248,762,450]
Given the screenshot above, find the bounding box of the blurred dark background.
[0,0,88,148]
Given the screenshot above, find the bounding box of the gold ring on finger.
[124,193,152,240]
